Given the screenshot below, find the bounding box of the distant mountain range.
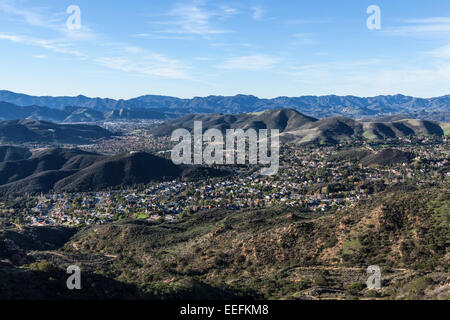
[0,109,445,146]
[0,147,227,197]
[0,119,113,144]
[150,108,446,144]
[0,90,448,121]
[0,101,175,123]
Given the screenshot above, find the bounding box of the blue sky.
[0,0,449,99]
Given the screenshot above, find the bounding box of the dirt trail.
[29,250,117,265]
[288,265,410,272]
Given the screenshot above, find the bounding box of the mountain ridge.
[0,101,175,123]
[150,108,446,144]
[0,119,114,144]
[0,148,228,197]
[1,90,449,121]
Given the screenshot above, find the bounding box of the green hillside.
[1,186,448,300]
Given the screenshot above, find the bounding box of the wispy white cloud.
[285,59,382,80]
[218,54,280,71]
[195,56,212,61]
[97,54,190,80]
[0,33,22,43]
[219,5,239,18]
[0,32,87,57]
[63,27,98,41]
[401,17,450,24]
[291,33,316,45]
[283,59,450,98]
[284,18,333,25]
[151,1,238,38]
[388,24,450,34]
[133,32,195,41]
[428,44,450,59]
[0,2,191,80]
[32,54,46,59]
[125,46,142,54]
[385,16,450,36]
[0,0,97,41]
[0,1,57,28]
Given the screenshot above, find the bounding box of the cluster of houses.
[24,135,448,227]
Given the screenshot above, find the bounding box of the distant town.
[6,127,446,228]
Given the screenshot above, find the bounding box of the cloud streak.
[428,44,450,59]
[0,0,97,40]
[283,59,450,98]
[0,2,190,80]
[0,0,57,28]
[291,33,316,46]
[385,16,450,36]
[97,54,190,80]
[218,55,280,71]
[0,32,87,57]
[151,1,238,38]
